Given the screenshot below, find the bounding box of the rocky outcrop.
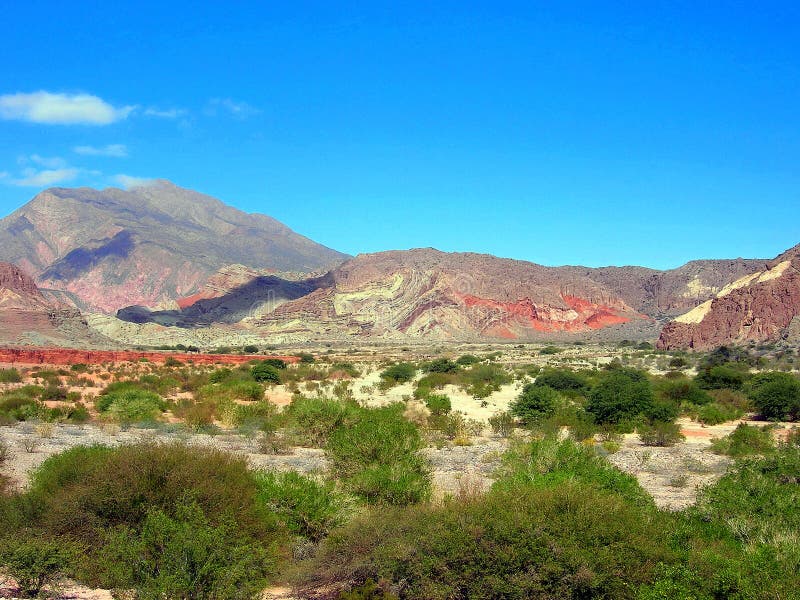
[658,245,800,350]
[249,249,691,340]
[0,347,299,366]
[0,181,348,313]
[0,262,104,347]
[103,248,772,344]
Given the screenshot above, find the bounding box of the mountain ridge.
[0,181,349,312]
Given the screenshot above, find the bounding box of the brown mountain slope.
[658,244,800,350]
[0,181,348,313]
[0,262,106,347]
[230,249,763,341]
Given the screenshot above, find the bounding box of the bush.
[326,406,430,505]
[99,501,274,599]
[534,368,589,393]
[285,397,359,446]
[710,423,776,457]
[455,354,479,366]
[695,365,747,390]
[302,479,670,598]
[261,358,287,370]
[0,537,78,598]
[298,353,315,364]
[423,393,451,416]
[746,371,800,421]
[586,369,654,425]
[495,437,653,507]
[488,411,515,437]
[460,363,511,398]
[638,421,684,447]
[644,399,680,424]
[423,358,459,374]
[686,444,800,598]
[656,378,712,405]
[379,363,417,386]
[251,362,282,384]
[96,388,166,423]
[510,383,560,424]
[254,471,347,541]
[696,402,743,425]
[0,368,22,383]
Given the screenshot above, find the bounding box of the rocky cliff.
[658,244,800,350]
[0,262,106,347]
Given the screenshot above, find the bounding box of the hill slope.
[0,181,348,312]
[658,244,800,350]
[114,248,765,343]
[0,262,107,347]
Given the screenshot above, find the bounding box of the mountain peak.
[0,184,348,313]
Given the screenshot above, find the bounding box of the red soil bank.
[0,347,300,366]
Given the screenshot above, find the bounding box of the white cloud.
[0,171,8,179]
[206,98,260,119]
[144,107,186,118]
[113,174,153,189]
[11,167,79,187]
[0,91,135,125]
[28,154,67,169]
[73,144,128,157]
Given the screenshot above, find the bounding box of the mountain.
[0,262,106,347]
[0,181,348,313]
[115,248,766,343]
[658,244,800,350]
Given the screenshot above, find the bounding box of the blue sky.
[1,1,798,269]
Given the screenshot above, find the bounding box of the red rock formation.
[0,347,299,366]
[658,245,800,350]
[0,262,99,346]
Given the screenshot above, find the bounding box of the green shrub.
[534,368,589,393]
[326,405,430,505]
[414,372,456,398]
[695,365,747,390]
[254,471,347,541]
[379,363,417,386]
[696,402,743,425]
[686,445,800,598]
[0,392,43,421]
[302,481,671,599]
[656,378,712,405]
[494,436,653,507]
[285,397,359,446]
[100,501,274,599]
[0,368,22,383]
[746,371,800,421]
[298,353,315,364]
[638,421,684,447]
[0,537,78,598]
[539,345,563,354]
[644,399,680,424]
[422,358,459,374]
[710,423,776,457]
[97,388,166,423]
[510,383,560,424]
[455,354,480,366]
[261,358,287,370]
[587,369,654,425]
[488,411,515,437]
[423,393,451,415]
[251,362,282,384]
[459,363,511,398]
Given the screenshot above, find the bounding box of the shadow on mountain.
[41,230,135,281]
[116,273,331,328]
